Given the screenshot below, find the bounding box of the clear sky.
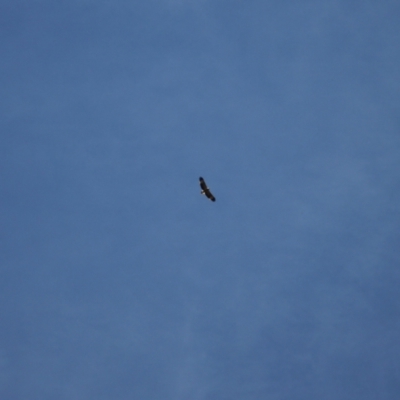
[1,1,399,399]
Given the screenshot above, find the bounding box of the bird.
[199,177,216,202]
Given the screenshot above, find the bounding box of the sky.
[1,0,400,399]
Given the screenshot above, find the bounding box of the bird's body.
[199,177,216,202]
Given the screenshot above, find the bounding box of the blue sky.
[1,1,399,399]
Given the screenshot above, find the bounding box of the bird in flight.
[199,177,216,202]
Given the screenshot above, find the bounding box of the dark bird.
[199,177,216,202]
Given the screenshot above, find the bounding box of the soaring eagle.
[199,177,216,202]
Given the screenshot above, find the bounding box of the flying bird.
[199,177,216,202]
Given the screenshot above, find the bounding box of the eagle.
[199,177,216,202]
